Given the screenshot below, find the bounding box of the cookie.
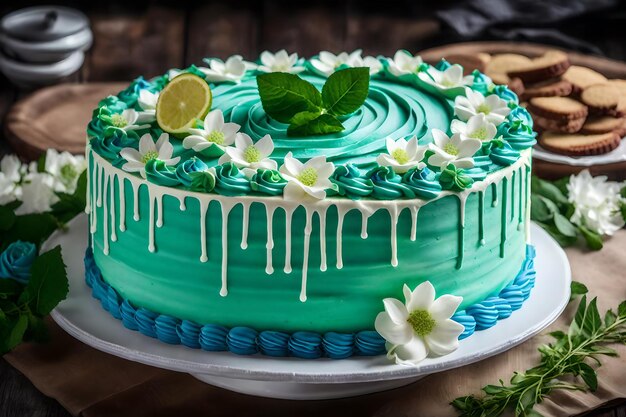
[580,84,619,114]
[607,97,626,117]
[539,131,621,156]
[528,96,588,120]
[507,50,570,84]
[485,53,533,80]
[562,66,607,94]
[533,113,585,133]
[605,79,626,96]
[580,116,626,135]
[522,78,572,99]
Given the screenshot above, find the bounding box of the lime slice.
[156,73,212,134]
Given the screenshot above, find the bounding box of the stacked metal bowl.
[0,6,92,88]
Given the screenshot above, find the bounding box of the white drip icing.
[335,206,349,269]
[220,201,234,297]
[110,173,117,243]
[300,209,313,302]
[199,200,208,262]
[410,206,419,241]
[102,172,109,255]
[388,205,399,267]
[148,191,156,252]
[265,205,275,274]
[318,206,328,272]
[118,175,126,232]
[131,181,140,221]
[284,206,294,274]
[241,202,250,250]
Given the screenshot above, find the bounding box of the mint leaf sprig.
[452,282,626,417]
[257,67,370,136]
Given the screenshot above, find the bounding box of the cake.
[85,50,537,363]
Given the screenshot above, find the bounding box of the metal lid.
[1,6,89,42]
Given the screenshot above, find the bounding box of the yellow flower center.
[141,150,159,164]
[443,143,459,156]
[111,114,128,128]
[243,146,261,163]
[206,131,225,145]
[469,127,489,140]
[476,103,491,114]
[60,164,77,183]
[391,149,410,165]
[297,168,318,187]
[441,78,456,87]
[407,309,436,337]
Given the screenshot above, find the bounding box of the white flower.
[387,50,424,76]
[375,281,464,366]
[1,155,21,183]
[279,152,335,201]
[450,114,497,142]
[109,109,152,131]
[310,50,381,77]
[168,68,183,80]
[362,55,383,75]
[15,173,58,215]
[454,87,510,126]
[567,170,625,236]
[427,129,481,169]
[44,149,87,193]
[120,133,180,179]
[419,64,473,90]
[182,109,240,154]
[200,55,248,83]
[376,136,427,173]
[257,50,305,74]
[218,133,277,177]
[0,173,17,205]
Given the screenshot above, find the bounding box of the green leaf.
[582,298,602,336]
[553,213,577,237]
[539,195,559,214]
[537,222,577,247]
[549,330,566,340]
[25,312,49,343]
[570,281,588,298]
[50,170,87,224]
[530,195,552,222]
[0,279,24,298]
[604,309,617,327]
[257,72,322,123]
[321,67,370,116]
[21,246,68,316]
[0,213,58,252]
[618,300,626,318]
[37,153,47,173]
[578,225,603,251]
[287,111,344,136]
[577,363,598,391]
[0,205,17,231]
[532,176,568,205]
[569,295,587,337]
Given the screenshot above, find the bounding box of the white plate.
[48,215,571,400]
[533,140,626,166]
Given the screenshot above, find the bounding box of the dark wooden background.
[1,1,626,416]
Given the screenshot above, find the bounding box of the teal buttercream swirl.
[120,300,138,331]
[90,130,137,167]
[438,165,474,191]
[470,70,492,95]
[227,327,258,355]
[492,85,519,105]
[189,171,216,193]
[484,297,513,320]
[145,159,179,187]
[466,302,498,330]
[354,331,386,355]
[178,320,202,349]
[117,76,158,109]
[463,166,488,182]
[258,331,290,356]
[497,120,537,150]
[367,166,415,199]
[435,59,452,71]
[488,139,521,166]
[199,324,229,351]
[155,316,181,345]
[451,311,476,340]
[97,95,128,114]
[250,169,287,196]
[175,157,209,188]
[213,162,252,196]
[168,64,206,81]
[401,166,442,199]
[323,332,355,359]
[135,308,158,338]
[508,105,533,128]
[288,331,323,359]
[328,163,373,199]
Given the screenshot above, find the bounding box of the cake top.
[87,50,536,202]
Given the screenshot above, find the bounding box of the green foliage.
[452,293,626,417]
[257,67,370,136]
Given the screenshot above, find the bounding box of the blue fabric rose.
[0,241,37,285]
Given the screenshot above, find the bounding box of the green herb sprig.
[256,67,370,136]
[452,282,626,417]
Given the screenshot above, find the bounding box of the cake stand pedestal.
[48,215,571,400]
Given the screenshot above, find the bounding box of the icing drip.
[156,192,164,228]
[410,205,419,241]
[335,206,348,269]
[241,202,250,249]
[388,205,399,267]
[510,170,516,221]
[102,173,109,254]
[118,175,126,232]
[318,207,328,271]
[361,212,369,239]
[148,191,156,252]
[265,205,276,274]
[500,177,508,258]
[131,180,140,221]
[220,201,234,296]
[456,192,468,269]
[284,207,294,274]
[517,166,523,229]
[199,200,208,262]
[300,209,313,302]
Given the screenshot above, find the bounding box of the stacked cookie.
[484,51,625,156]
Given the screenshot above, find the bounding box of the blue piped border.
[85,245,535,359]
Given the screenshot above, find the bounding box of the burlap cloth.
[4,232,626,417]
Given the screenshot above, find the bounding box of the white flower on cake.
[279,152,335,201]
[16,173,58,215]
[110,109,152,132]
[121,133,180,179]
[182,109,241,154]
[218,133,277,177]
[375,281,464,366]
[567,170,625,236]
[450,114,497,142]
[136,89,159,122]
[454,88,510,125]
[257,50,305,74]
[386,50,424,76]
[419,64,473,90]
[44,149,87,193]
[427,129,481,169]
[200,55,248,83]
[310,50,381,77]
[376,136,427,174]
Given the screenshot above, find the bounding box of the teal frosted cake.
[85,50,537,364]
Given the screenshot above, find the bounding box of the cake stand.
[48,215,571,400]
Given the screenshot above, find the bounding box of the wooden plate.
[4,82,127,160]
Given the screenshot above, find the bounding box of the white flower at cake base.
[450,114,497,142]
[200,55,248,83]
[375,281,464,366]
[454,87,510,126]
[257,50,305,74]
[219,133,277,177]
[44,149,87,193]
[310,49,381,76]
[427,129,481,169]
[376,136,427,174]
[386,50,424,76]
[15,173,58,215]
[279,152,336,201]
[137,89,159,122]
[183,109,240,155]
[418,64,473,90]
[567,169,625,236]
[120,133,180,179]
[110,109,152,132]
